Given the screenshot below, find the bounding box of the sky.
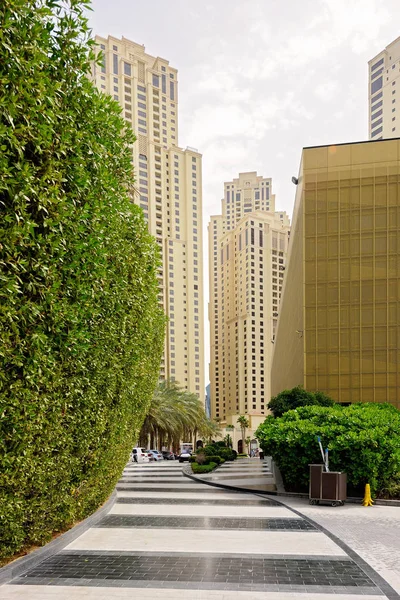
[87,0,400,375]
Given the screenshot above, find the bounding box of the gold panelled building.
[272,138,400,409]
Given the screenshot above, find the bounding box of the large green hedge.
[256,403,400,496]
[268,386,335,418]
[0,0,165,561]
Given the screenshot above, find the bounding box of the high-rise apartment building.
[272,138,400,410]
[368,36,400,140]
[92,36,204,401]
[209,172,290,448]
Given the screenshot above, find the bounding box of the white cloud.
[314,81,339,101]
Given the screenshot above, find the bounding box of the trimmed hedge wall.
[0,0,165,561]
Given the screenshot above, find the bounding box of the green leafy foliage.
[256,404,400,496]
[0,0,165,561]
[197,444,236,462]
[191,462,217,474]
[267,386,335,418]
[138,380,219,450]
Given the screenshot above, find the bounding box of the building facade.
[209,172,290,447]
[369,36,400,140]
[272,138,400,410]
[92,36,204,401]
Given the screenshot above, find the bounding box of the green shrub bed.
[256,403,400,496]
[0,0,165,562]
[197,444,237,462]
[192,462,217,474]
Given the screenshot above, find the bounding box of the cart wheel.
[309,499,316,505]
[331,501,338,507]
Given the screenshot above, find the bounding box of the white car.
[178,450,192,463]
[148,449,164,461]
[131,447,150,463]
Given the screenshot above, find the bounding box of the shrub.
[268,386,335,418]
[204,455,222,465]
[200,444,236,461]
[192,462,217,474]
[237,453,249,458]
[0,0,165,561]
[256,403,400,496]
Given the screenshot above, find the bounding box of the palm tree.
[237,415,249,454]
[138,380,220,451]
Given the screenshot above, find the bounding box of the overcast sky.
[87,0,400,374]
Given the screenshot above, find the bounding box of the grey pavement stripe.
[12,553,378,591]
[95,515,316,530]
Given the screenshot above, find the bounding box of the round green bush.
[256,403,400,496]
[0,0,165,561]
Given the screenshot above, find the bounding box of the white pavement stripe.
[116,491,256,500]
[109,504,296,518]
[117,483,209,489]
[0,586,388,600]
[67,528,346,556]
[119,478,188,483]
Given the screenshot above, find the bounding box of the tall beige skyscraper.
[209,172,290,450]
[92,36,204,401]
[369,36,400,140]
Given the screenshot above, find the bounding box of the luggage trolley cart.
[309,464,347,506]
[309,437,347,506]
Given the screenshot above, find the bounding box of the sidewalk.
[190,458,400,598]
[0,459,396,599]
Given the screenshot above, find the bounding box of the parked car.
[178,450,192,463]
[148,449,164,461]
[162,451,175,460]
[131,447,150,463]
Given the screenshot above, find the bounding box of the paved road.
[0,460,392,599]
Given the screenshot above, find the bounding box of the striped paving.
[1,459,389,599]
[198,457,277,492]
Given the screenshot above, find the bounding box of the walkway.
[0,460,393,599]
[198,456,276,492]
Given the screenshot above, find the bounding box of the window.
[124,62,131,76]
[152,74,159,88]
[371,126,383,137]
[113,54,118,75]
[371,57,384,71]
[371,108,383,121]
[170,81,175,100]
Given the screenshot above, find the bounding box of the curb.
[0,490,116,585]
[182,464,279,496]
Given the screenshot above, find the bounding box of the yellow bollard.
[362,483,374,506]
